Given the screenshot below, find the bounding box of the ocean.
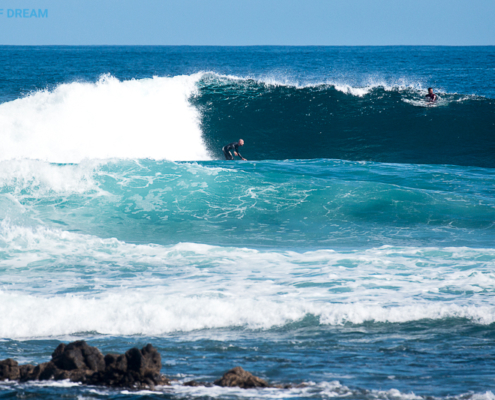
[0,46,494,399]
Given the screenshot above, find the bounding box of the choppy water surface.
[0,46,494,400]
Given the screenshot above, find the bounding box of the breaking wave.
[0,73,493,167]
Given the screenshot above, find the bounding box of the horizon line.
[0,44,494,47]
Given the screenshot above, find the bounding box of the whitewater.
[0,74,210,162]
[0,46,494,400]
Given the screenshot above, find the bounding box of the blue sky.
[0,0,494,45]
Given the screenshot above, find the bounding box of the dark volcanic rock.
[0,343,294,391]
[0,341,169,389]
[52,341,105,372]
[37,362,59,381]
[0,359,20,381]
[19,364,35,381]
[126,344,161,376]
[104,353,128,376]
[42,341,106,383]
[89,343,169,389]
[21,362,48,381]
[214,366,270,389]
[183,380,214,387]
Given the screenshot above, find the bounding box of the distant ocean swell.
[0,73,493,166]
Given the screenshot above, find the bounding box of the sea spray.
[0,74,210,162]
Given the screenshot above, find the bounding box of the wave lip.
[198,71,430,93]
[0,74,211,163]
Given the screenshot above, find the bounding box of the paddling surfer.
[222,139,247,160]
[426,88,437,102]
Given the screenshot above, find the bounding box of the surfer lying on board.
[222,139,247,160]
[426,88,437,102]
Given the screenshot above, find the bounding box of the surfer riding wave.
[222,139,247,160]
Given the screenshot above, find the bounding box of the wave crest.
[0,74,210,162]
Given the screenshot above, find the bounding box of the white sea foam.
[183,161,239,175]
[2,290,495,339]
[1,377,492,400]
[0,159,103,195]
[203,71,427,97]
[332,84,374,97]
[331,79,426,97]
[1,223,495,338]
[472,393,495,400]
[158,381,493,400]
[0,74,210,163]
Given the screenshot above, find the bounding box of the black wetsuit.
[222,142,243,160]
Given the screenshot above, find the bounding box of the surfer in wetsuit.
[222,139,247,160]
[426,87,437,102]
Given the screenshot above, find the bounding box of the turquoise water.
[0,46,494,400]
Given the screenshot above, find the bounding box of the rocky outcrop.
[214,366,270,389]
[52,341,105,372]
[0,342,290,391]
[89,344,169,389]
[0,340,168,389]
[0,359,20,381]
